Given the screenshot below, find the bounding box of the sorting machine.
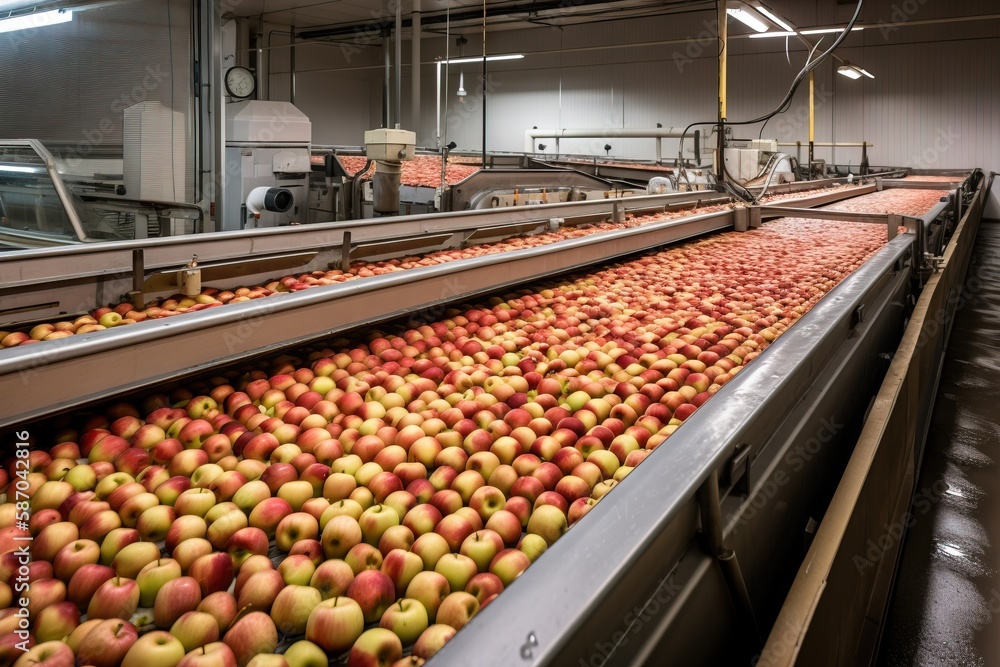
[0,167,990,666]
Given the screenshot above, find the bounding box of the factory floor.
[877,220,1000,666]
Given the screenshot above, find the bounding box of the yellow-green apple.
[281,640,327,667]
[277,554,316,586]
[460,530,505,573]
[190,464,224,489]
[234,459,267,482]
[231,481,270,514]
[197,592,238,636]
[235,569,284,613]
[170,611,220,653]
[344,543,383,575]
[75,619,138,667]
[305,597,364,654]
[33,601,80,643]
[489,548,531,587]
[276,480,314,511]
[465,572,503,604]
[174,538,214,573]
[404,572,450,624]
[154,475,193,506]
[178,642,237,667]
[434,553,478,592]
[586,450,619,481]
[377,525,413,557]
[270,585,322,635]
[347,628,402,667]
[178,420,216,450]
[380,598,429,646]
[68,563,115,610]
[205,502,239,524]
[207,509,248,549]
[99,526,140,565]
[435,591,479,631]
[518,533,548,563]
[189,552,235,596]
[119,492,160,528]
[223,611,278,667]
[320,499,364,529]
[450,471,484,505]
[120,631,185,667]
[309,559,354,600]
[489,438,523,467]
[64,464,98,492]
[402,505,441,538]
[247,497,293,538]
[138,558,183,607]
[591,479,617,500]
[466,452,500,483]
[31,480,74,512]
[232,554,273,597]
[53,539,100,581]
[322,515,362,559]
[66,617,102,653]
[526,504,567,546]
[410,533,450,572]
[139,465,171,493]
[245,655,287,667]
[345,569,395,623]
[166,515,208,553]
[33,521,78,562]
[154,576,203,629]
[468,485,506,523]
[112,540,160,579]
[412,624,456,659]
[12,640,74,667]
[88,576,139,620]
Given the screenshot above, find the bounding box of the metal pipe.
[383,29,390,127]
[481,0,487,166]
[290,26,296,104]
[395,0,402,127]
[435,61,442,149]
[523,128,688,153]
[412,0,421,136]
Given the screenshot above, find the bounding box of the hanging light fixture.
[456,35,468,101]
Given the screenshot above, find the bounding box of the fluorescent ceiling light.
[754,5,794,32]
[748,30,796,38]
[800,27,863,35]
[837,66,862,79]
[727,7,769,33]
[444,54,523,65]
[0,9,72,33]
[0,164,44,174]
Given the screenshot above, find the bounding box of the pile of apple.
[0,185,899,351]
[0,210,897,667]
[336,156,480,189]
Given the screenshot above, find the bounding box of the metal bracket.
[723,443,752,495]
[851,304,866,329]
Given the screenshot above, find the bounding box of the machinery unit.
[365,127,416,216]
[223,101,312,230]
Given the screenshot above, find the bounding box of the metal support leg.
[130,249,145,308]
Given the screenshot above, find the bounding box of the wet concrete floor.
[878,222,1000,666]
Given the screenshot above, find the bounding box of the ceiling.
[228,0,717,37]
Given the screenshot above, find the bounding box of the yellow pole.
[718,2,728,121]
[809,71,815,143]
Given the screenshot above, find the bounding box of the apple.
[468,485,506,523]
[434,553,479,593]
[53,538,100,582]
[490,548,531,587]
[379,597,429,646]
[382,491,417,522]
[31,480,74,512]
[402,504,442,537]
[87,576,140,620]
[347,628,402,667]
[207,509,248,549]
[170,611,221,653]
[67,563,115,610]
[309,559,354,600]
[379,548,423,597]
[518,533,548,563]
[189,551,235,596]
[412,624,456,659]
[248,497,293,538]
[154,576,203,629]
[320,499,364,528]
[163,514,207,552]
[275,512,320,552]
[177,642,238,667]
[323,472,358,503]
[235,569,284,614]
[197,592,239,636]
[99,527,140,565]
[233,555,273,598]
[207,470,244,501]
[231,481,271,514]
[484,510,522,547]
[377,524,414,557]
[64,464,98,491]
[410,533,450,571]
[305,596,364,654]
[32,601,80,643]
[301,498,331,522]
[175,489,218,519]
[405,571,450,623]
[119,492,160,527]
[33,521,78,562]
[137,504,176,542]
[66,617,103,652]
[224,526,269,569]
[75,619,138,667]
[121,630,186,667]
[277,554,316,586]
[223,611,278,667]
[433,514,474,553]
[174,538,214,573]
[11,641,74,667]
[568,497,598,524]
[346,569,395,623]
[277,480,314,511]
[299,463,331,496]
[258,462,296,494]
[322,514,363,560]
[111,540,160,578]
[138,558,183,607]
[245,655,287,667]
[270,584,322,635]
[435,591,479,631]
[465,572,504,604]
[358,504,400,547]
[78,510,123,543]
[460,530,505,573]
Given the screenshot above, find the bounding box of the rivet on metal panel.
[520,631,539,660]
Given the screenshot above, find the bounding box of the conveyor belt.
[877,222,1000,666]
